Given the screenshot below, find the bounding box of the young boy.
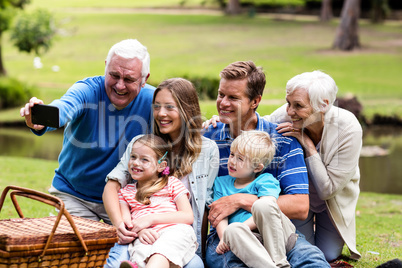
[206,130,298,268]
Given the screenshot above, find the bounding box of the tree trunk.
[333,0,361,51]
[0,31,6,76]
[225,0,242,15]
[320,0,333,22]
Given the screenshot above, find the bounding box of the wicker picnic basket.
[0,186,118,267]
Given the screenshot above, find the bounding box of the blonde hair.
[231,131,276,174]
[133,134,171,205]
[152,78,203,178]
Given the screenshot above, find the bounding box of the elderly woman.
[265,70,362,262]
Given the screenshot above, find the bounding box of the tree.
[0,1,55,76]
[333,0,361,51]
[11,9,56,55]
[0,0,29,76]
[226,0,242,15]
[320,0,333,22]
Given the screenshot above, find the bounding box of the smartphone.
[31,104,59,128]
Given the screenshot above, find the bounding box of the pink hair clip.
[162,166,170,176]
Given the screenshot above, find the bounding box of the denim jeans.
[205,230,247,268]
[205,230,330,268]
[104,243,205,268]
[286,231,330,268]
[293,210,344,261]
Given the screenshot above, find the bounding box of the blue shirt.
[34,76,155,202]
[203,112,308,195]
[213,173,280,224]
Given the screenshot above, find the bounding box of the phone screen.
[31,104,59,128]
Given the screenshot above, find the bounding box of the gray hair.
[286,70,338,113]
[105,39,150,84]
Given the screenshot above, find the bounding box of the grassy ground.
[2,3,401,122]
[0,156,400,267]
[0,2,401,267]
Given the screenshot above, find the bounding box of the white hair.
[105,39,150,84]
[286,70,338,113]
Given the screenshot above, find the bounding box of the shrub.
[182,75,220,100]
[0,77,36,109]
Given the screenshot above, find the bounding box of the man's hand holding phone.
[20,97,59,130]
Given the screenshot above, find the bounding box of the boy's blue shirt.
[213,173,280,224]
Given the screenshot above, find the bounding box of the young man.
[20,39,155,225]
[207,130,297,268]
[203,61,330,267]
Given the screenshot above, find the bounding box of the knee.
[223,222,248,243]
[184,254,204,268]
[252,197,278,217]
[225,222,246,235]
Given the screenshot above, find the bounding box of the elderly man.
[20,39,155,224]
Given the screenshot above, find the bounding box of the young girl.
[118,134,197,268]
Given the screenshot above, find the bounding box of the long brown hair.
[134,134,171,205]
[152,78,203,178]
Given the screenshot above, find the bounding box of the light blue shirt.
[213,173,280,224]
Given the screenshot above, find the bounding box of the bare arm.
[208,193,258,227]
[131,194,194,233]
[216,218,228,240]
[277,194,309,220]
[215,218,230,254]
[119,201,132,225]
[102,180,137,244]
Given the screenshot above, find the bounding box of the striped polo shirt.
[203,112,309,195]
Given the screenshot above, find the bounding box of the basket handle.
[0,185,89,260]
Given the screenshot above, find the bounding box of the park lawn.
[2,10,402,122]
[1,4,400,268]
[30,0,307,10]
[0,156,400,267]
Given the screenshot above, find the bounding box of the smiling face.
[286,88,321,129]
[217,78,258,130]
[128,142,163,183]
[153,88,182,141]
[105,54,145,110]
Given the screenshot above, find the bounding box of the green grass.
[29,0,217,9]
[0,4,401,267]
[0,156,400,267]
[29,0,307,10]
[0,157,57,219]
[2,7,402,122]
